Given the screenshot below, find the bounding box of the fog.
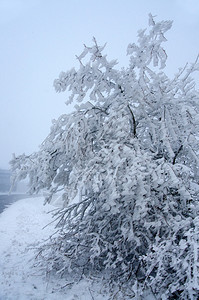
[0,0,199,170]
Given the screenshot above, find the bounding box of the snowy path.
[0,197,107,300]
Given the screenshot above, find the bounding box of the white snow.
[0,197,156,300]
[0,197,108,300]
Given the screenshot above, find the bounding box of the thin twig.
[172,145,183,165]
[88,287,95,300]
[127,104,137,137]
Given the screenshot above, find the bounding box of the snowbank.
[0,197,107,300]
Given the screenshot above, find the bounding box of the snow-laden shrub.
[11,14,199,299]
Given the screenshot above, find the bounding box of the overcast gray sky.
[0,0,199,169]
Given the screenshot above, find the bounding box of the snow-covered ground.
[0,197,108,300]
[0,197,155,300]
